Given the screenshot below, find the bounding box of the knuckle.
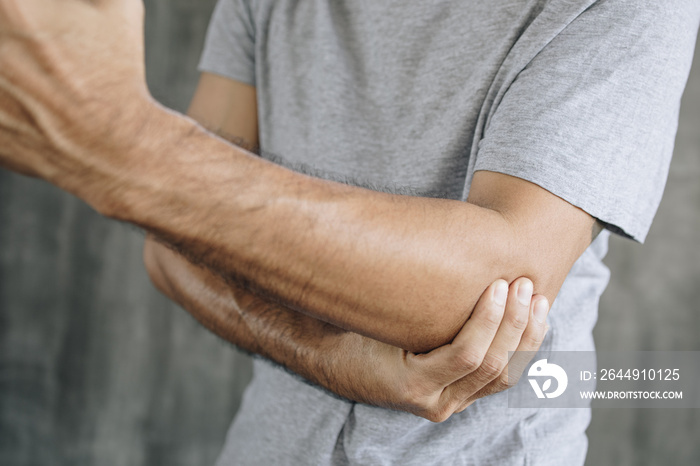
[505,311,529,332]
[503,353,531,379]
[489,371,516,392]
[402,382,429,409]
[450,346,483,372]
[501,371,520,389]
[480,304,504,331]
[478,354,507,380]
[455,400,473,414]
[520,328,545,350]
[426,404,453,423]
[489,379,510,395]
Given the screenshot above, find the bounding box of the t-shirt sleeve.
[474,0,700,242]
[198,0,256,86]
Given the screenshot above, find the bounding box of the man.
[0,0,698,464]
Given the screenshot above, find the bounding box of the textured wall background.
[0,2,698,465]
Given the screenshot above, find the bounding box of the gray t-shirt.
[198,1,700,464]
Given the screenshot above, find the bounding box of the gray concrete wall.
[0,2,697,465]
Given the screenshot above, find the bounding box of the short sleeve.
[474,0,700,242]
[198,0,256,86]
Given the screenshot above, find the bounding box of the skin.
[0,0,595,351]
[142,74,554,422]
[0,1,600,420]
[145,237,549,422]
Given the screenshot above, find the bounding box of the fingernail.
[517,280,533,306]
[533,298,549,323]
[494,280,508,306]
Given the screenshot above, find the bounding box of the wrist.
[87,103,196,224]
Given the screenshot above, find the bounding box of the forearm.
[145,237,553,421]
[144,238,403,406]
[91,109,532,352]
[0,1,596,354]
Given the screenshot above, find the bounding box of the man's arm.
[140,73,550,422]
[0,0,594,352]
[144,236,550,422]
[109,106,593,354]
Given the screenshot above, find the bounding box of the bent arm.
[91,78,595,353]
[144,236,551,421]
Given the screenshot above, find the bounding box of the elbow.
[392,255,509,353]
[392,285,484,354]
[401,229,513,353]
[396,272,549,355]
[395,247,546,354]
[400,317,467,354]
[397,260,570,354]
